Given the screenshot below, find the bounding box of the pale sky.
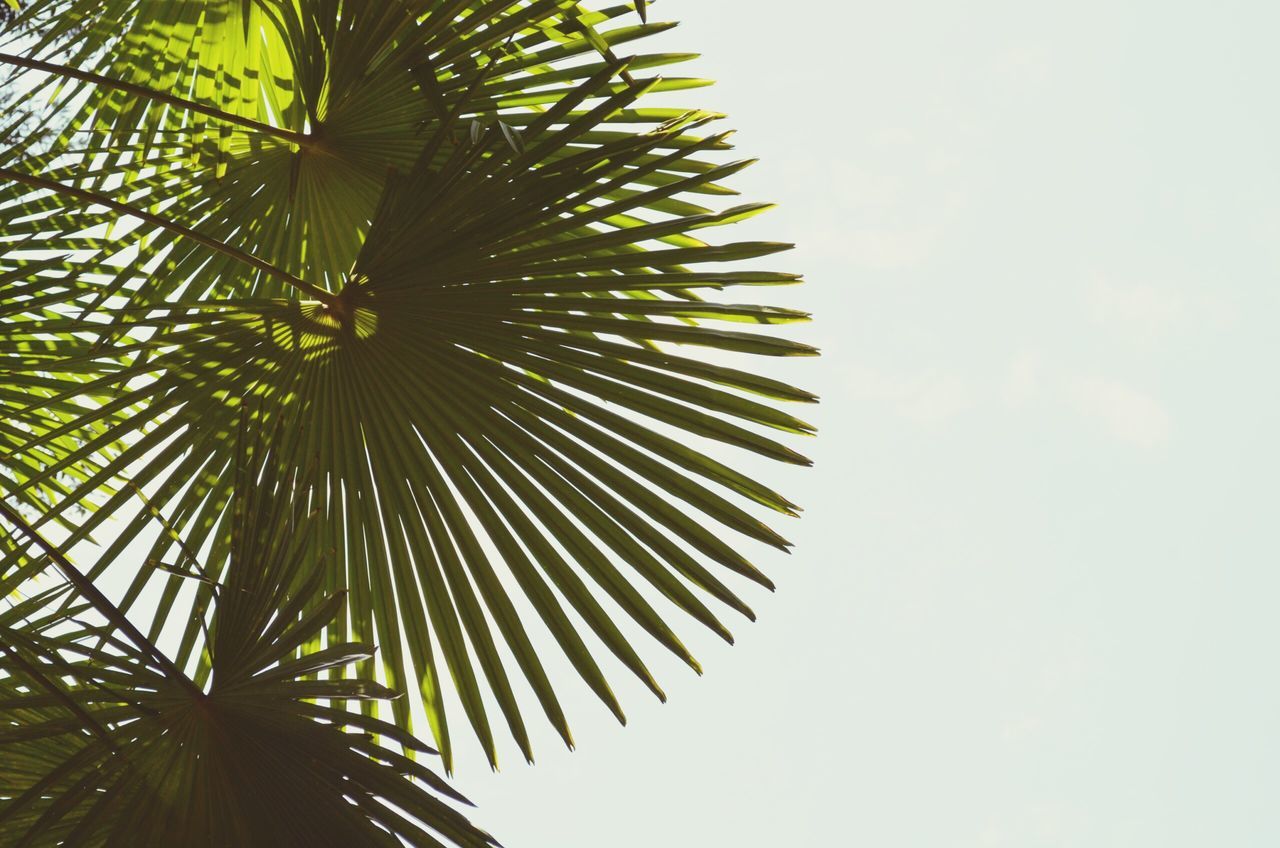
[448,2,1280,846]
[30,0,1280,845]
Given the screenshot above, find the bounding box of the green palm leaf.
[1,0,815,773]
[0,451,497,848]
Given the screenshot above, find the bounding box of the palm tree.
[0,1,815,845]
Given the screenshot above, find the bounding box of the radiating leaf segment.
[0,2,814,843]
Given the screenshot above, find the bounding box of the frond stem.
[0,638,121,750]
[0,51,313,148]
[0,166,337,304]
[0,499,204,698]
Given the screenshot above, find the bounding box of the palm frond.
[1,0,814,772]
[0,451,497,848]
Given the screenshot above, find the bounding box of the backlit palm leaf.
[1,0,815,772]
[0,455,497,847]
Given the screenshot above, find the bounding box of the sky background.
[47,0,1280,844]
[447,1,1280,845]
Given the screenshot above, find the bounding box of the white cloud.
[1067,375,1172,449]
[1086,275,1236,346]
[806,225,937,270]
[846,354,1172,449]
[845,363,973,425]
[1088,278,1186,344]
[1001,352,1043,408]
[986,44,1052,88]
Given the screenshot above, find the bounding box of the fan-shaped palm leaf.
[0,449,497,847]
[1,0,815,771]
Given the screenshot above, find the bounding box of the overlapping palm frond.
[1,1,711,301]
[1,0,814,778]
[0,266,129,519]
[0,445,497,848]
